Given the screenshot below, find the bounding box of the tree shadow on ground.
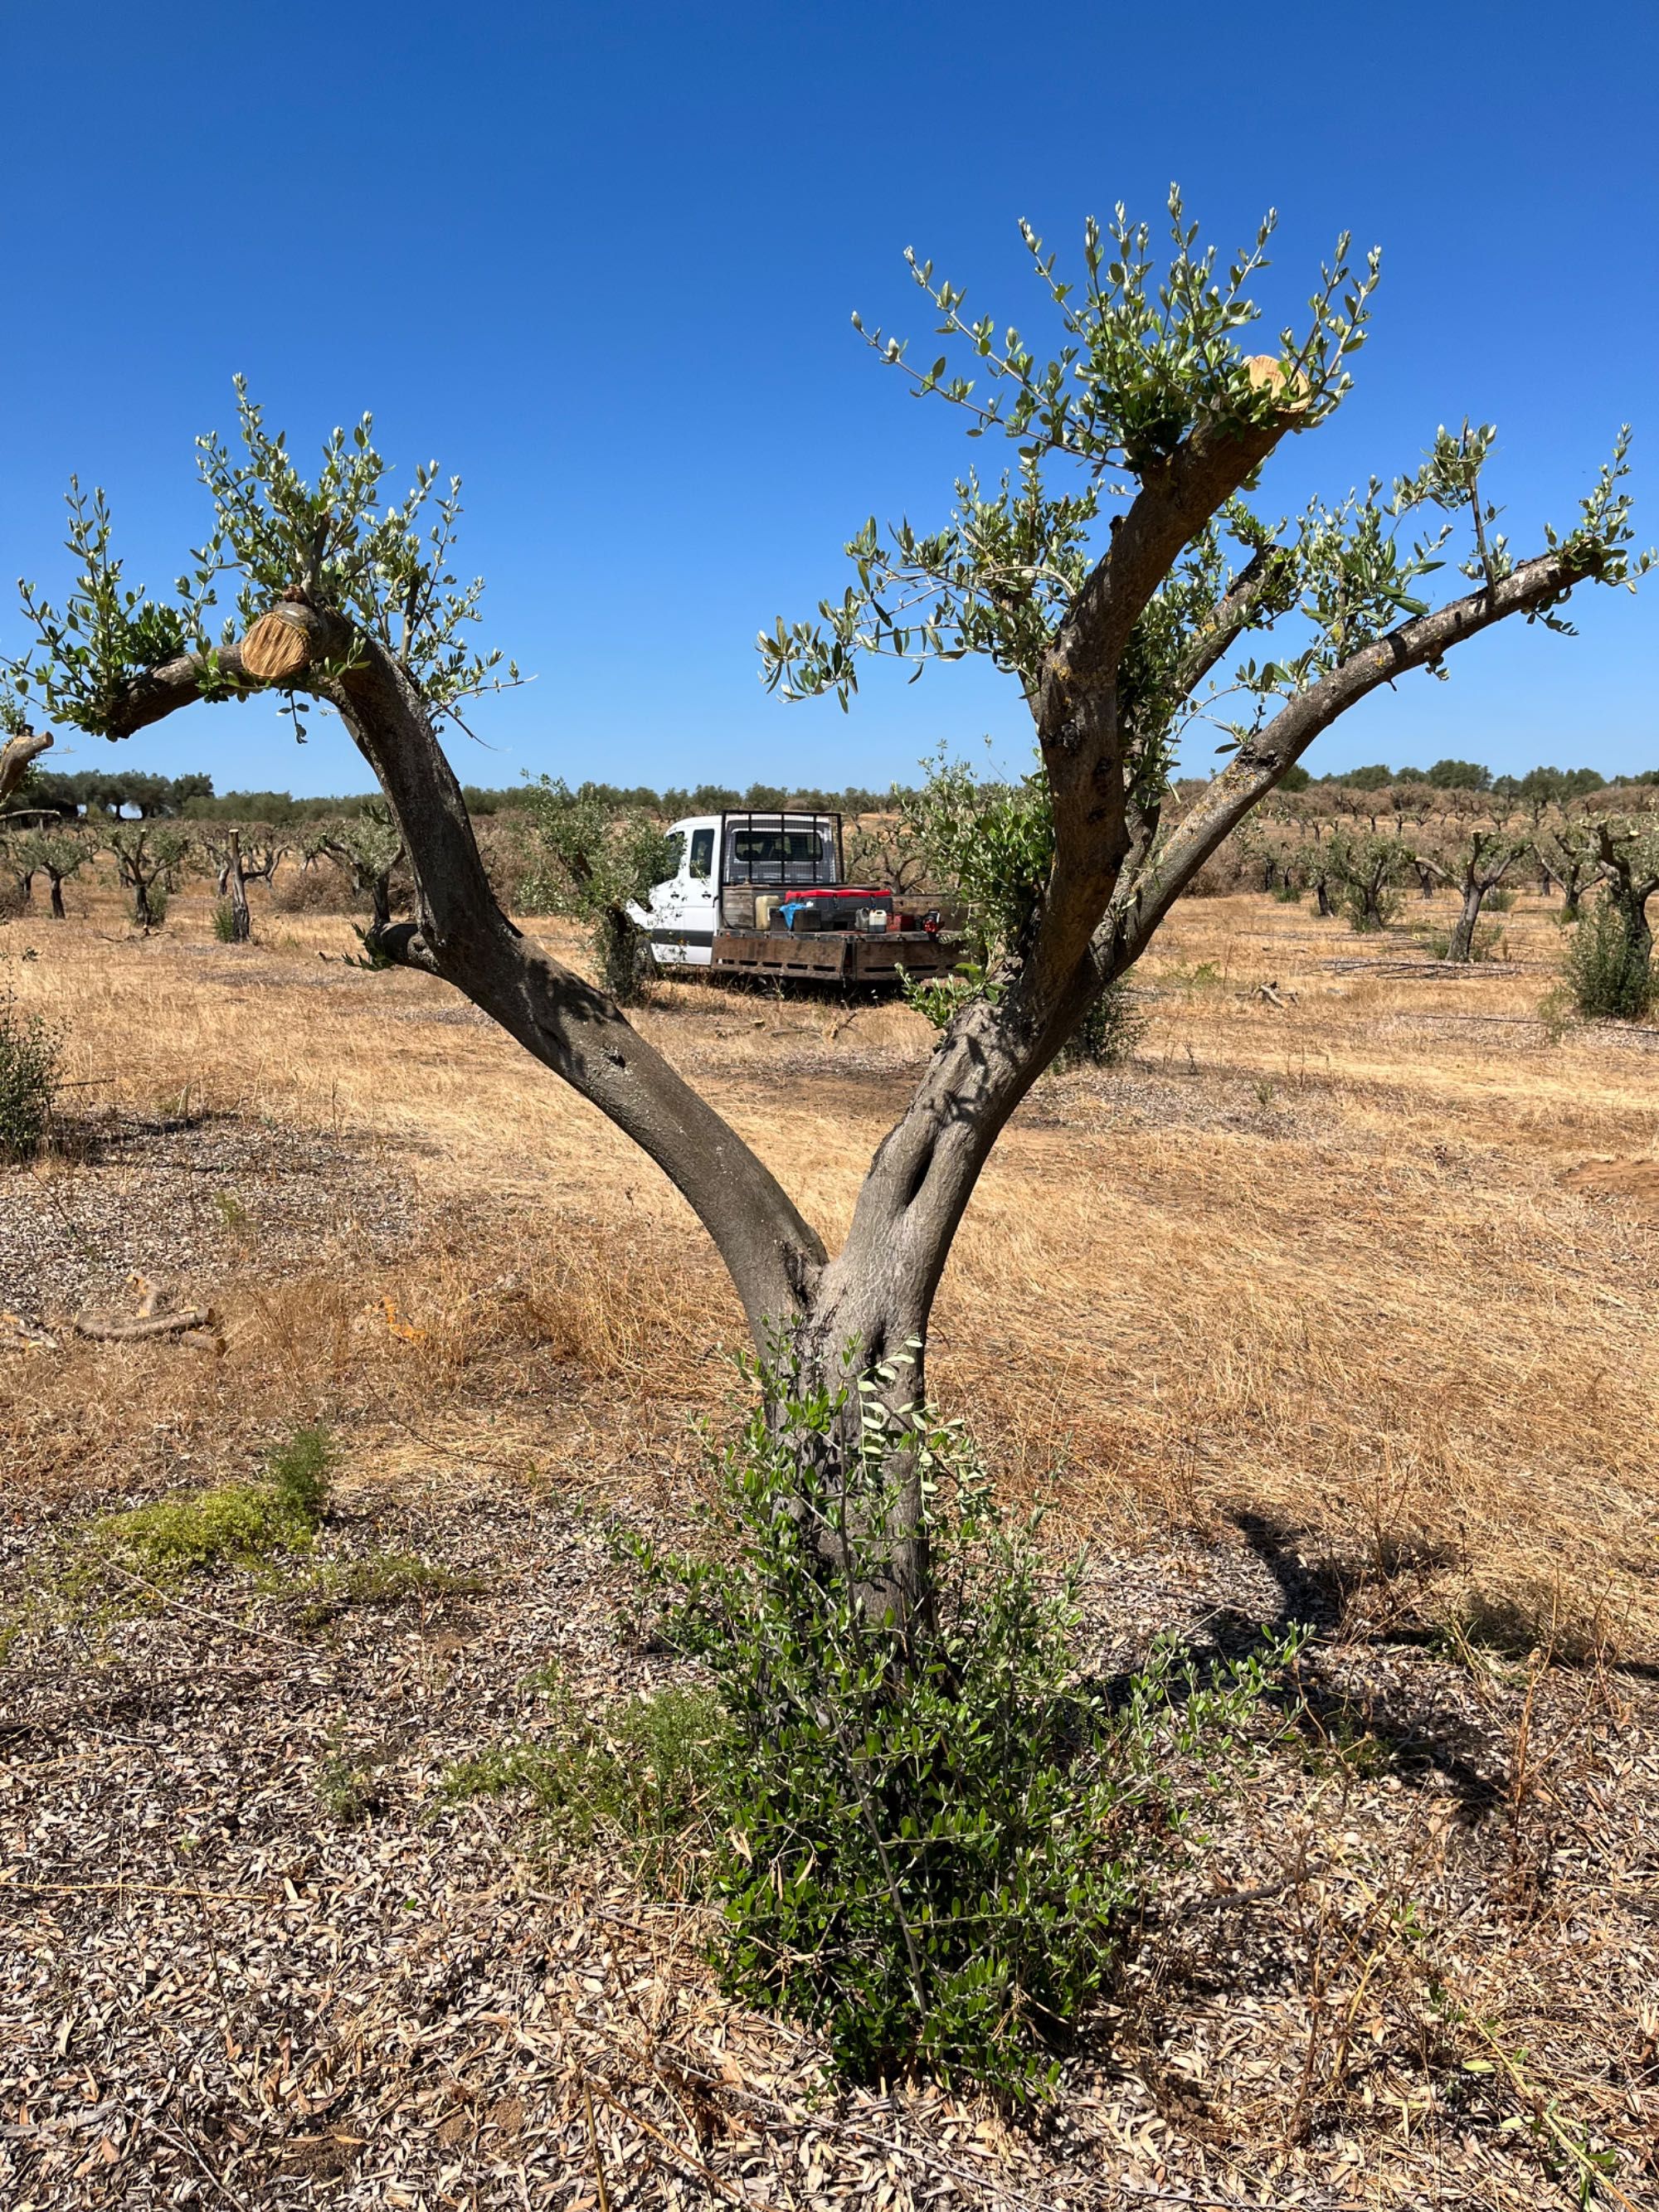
[1082,1510,1506,1821]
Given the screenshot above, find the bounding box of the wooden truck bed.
[710,928,961,983]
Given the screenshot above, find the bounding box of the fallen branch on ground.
[73,1304,215,1341]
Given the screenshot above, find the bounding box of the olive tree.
[302,805,405,931]
[11,206,1650,1624]
[1322,827,1414,931]
[1421,826,1530,960]
[236,830,288,890]
[197,824,254,939]
[1591,817,1659,968]
[106,820,188,930]
[1537,815,1604,920]
[0,830,36,913]
[517,778,673,1003]
[17,827,90,919]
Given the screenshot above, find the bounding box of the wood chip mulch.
[0,1113,418,1329]
[2,1469,1656,2210]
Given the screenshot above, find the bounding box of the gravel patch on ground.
[0,1114,419,1329]
[2,1466,1653,2212]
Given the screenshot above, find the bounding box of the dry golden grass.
[4,868,1657,1654]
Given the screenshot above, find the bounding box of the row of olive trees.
[0,808,409,934]
[1224,769,1653,901]
[1262,816,1658,1017]
[905,767,1658,984]
[1239,799,1659,975]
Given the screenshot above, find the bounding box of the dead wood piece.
[1,1310,59,1351]
[0,725,52,805]
[74,1303,214,1342]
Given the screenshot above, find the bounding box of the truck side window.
[663,831,686,878]
[689,828,715,879]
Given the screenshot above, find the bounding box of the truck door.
[679,823,718,964]
[637,819,718,967]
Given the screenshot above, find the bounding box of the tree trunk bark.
[1445,883,1485,962]
[775,1297,933,1636]
[226,830,251,942]
[48,875,66,921]
[132,878,152,929]
[1613,887,1656,969]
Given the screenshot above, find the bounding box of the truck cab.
[631,812,841,967]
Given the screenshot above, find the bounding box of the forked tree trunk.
[1561,864,1589,922]
[87,515,1601,1639]
[1608,882,1656,967]
[367,869,393,932]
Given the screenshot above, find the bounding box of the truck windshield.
[723,827,834,882]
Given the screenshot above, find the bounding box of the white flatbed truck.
[628,810,961,984]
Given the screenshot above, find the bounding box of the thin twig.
[74,1304,215,1341]
[153,2124,254,2212]
[588,2077,790,2212]
[580,2075,611,2212]
[0,1875,277,1903]
[104,1563,312,1651]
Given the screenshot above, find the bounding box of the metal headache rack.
[718,809,845,897]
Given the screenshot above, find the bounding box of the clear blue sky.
[2,2,1655,797]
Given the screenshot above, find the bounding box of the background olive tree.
[1322,827,1413,931]
[15,826,90,920]
[106,820,188,930]
[517,778,674,1004]
[302,804,406,931]
[1420,826,1530,962]
[9,205,1650,1627]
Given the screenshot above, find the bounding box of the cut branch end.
[241,610,315,684]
